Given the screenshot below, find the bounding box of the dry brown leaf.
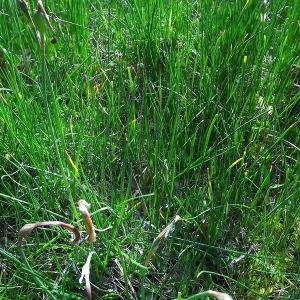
[17,221,81,247]
[79,251,96,300]
[207,290,233,300]
[78,200,96,242]
[144,215,184,266]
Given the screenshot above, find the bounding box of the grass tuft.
[0,0,299,299]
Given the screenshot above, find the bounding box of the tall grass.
[0,0,299,299]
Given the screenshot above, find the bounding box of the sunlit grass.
[0,0,299,299]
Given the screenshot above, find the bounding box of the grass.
[0,0,299,299]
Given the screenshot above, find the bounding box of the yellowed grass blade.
[207,290,233,300]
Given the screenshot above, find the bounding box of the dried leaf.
[78,200,96,242]
[79,251,96,300]
[144,215,184,266]
[17,221,81,247]
[207,290,233,300]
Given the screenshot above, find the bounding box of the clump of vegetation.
[0,0,299,299]
[16,199,98,299]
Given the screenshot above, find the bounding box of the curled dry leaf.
[207,290,233,300]
[77,200,96,242]
[17,221,81,247]
[79,251,96,300]
[144,215,185,266]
